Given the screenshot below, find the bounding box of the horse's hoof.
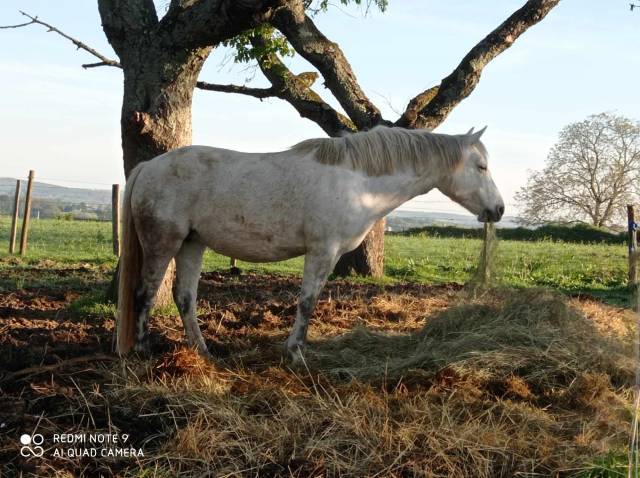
[133,339,151,357]
[283,339,306,366]
[188,341,214,361]
[198,348,215,361]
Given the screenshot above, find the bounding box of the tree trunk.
[107,41,211,305]
[333,218,385,277]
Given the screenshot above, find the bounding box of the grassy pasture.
[0,217,630,305]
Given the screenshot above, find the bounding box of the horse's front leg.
[284,248,340,363]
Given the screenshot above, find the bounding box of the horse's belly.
[197,227,306,263]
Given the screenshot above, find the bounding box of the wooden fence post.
[229,257,242,274]
[19,170,35,256]
[629,205,638,287]
[9,179,21,254]
[112,184,121,256]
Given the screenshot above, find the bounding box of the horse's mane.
[291,126,468,176]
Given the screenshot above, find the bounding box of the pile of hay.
[108,288,634,477]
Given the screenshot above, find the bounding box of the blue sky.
[0,1,638,215]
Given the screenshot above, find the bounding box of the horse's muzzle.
[478,204,504,223]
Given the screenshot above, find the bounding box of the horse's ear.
[466,127,475,135]
[471,126,487,142]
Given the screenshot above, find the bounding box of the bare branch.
[1,11,122,70]
[198,54,355,136]
[397,0,560,129]
[0,19,35,29]
[196,81,275,99]
[82,61,121,69]
[209,32,356,137]
[271,1,383,130]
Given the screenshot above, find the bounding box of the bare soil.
[0,270,632,477]
[0,272,461,475]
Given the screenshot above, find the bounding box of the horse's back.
[130,145,314,262]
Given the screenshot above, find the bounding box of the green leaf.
[222,25,294,65]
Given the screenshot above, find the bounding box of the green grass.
[1,217,116,264]
[0,217,631,305]
[385,234,627,295]
[576,451,628,477]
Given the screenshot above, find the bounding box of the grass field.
[0,217,630,305]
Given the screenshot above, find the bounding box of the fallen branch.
[1,353,117,383]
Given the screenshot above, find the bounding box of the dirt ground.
[0,270,632,477]
[0,271,460,474]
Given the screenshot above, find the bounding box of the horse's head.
[438,127,505,223]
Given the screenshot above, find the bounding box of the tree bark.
[118,44,211,173]
[99,0,212,303]
[333,218,385,278]
[120,46,210,305]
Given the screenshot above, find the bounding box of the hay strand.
[466,222,498,293]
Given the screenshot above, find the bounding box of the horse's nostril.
[496,205,505,217]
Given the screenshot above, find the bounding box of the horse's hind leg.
[173,239,210,358]
[134,252,175,354]
[284,248,340,363]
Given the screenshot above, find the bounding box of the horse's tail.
[116,163,145,356]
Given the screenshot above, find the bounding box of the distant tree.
[516,113,640,227]
[32,199,63,219]
[0,194,11,215]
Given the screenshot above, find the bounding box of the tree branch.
[395,86,439,129]
[200,32,355,137]
[97,0,158,57]
[157,0,277,50]
[271,1,383,130]
[1,11,122,70]
[196,81,276,99]
[0,19,34,29]
[397,0,560,129]
[254,36,356,136]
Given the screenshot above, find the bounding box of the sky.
[0,0,638,216]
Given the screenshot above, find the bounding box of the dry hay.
[1,281,634,477]
[123,288,634,477]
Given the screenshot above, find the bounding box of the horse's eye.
[478,165,488,172]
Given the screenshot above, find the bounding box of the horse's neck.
[360,169,438,218]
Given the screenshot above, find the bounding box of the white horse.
[116,126,504,361]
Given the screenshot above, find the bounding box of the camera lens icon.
[20,434,44,457]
